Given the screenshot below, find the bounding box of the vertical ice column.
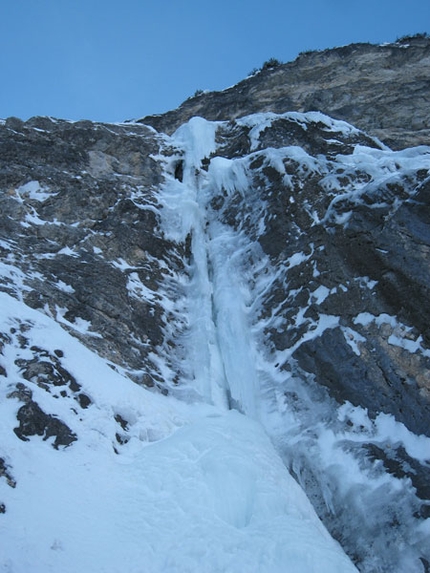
[161,117,260,416]
[160,118,229,408]
[182,200,230,409]
[208,224,260,418]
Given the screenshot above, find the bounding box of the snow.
[354,312,398,328]
[341,326,366,355]
[310,285,330,304]
[286,250,311,268]
[355,276,378,290]
[0,288,358,573]
[55,280,75,294]
[126,271,157,302]
[388,333,430,357]
[236,111,363,151]
[237,112,280,150]
[171,115,219,167]
[57,245,79,257]
[54,305,102,337]
[16,180,56,202]
[319,144,430,227]
[208,156,250,196]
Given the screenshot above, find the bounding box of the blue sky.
[1,0,429,123]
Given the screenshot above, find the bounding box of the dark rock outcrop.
[0,458,16,488]
[14,398,77,448]
[8,383,77,449]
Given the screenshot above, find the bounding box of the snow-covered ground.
[0,292,357,573]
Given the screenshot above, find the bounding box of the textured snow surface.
[0,293,357,573]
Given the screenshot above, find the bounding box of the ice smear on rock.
[158,114,430,572]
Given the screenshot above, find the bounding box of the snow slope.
[0,292,357,573]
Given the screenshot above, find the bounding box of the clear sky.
[1,0,429,123]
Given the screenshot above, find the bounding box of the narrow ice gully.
[158,116,430,572]
[157,117,359,571]
[160,118,260,416]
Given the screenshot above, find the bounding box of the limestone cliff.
[140,34,430,150]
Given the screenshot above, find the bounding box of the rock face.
[0,116,188,389]
[139,34,430,150]
[1,38,430,573]
[206,114,430,437]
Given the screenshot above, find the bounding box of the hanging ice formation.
[160,117,261,416]
[158,115,430,573]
